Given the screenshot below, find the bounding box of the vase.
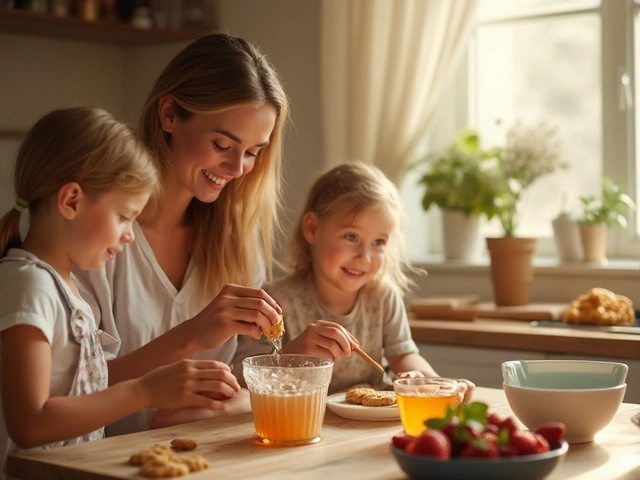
[486,237,537,306]
[442,209,481,262]
[579,224,608,264]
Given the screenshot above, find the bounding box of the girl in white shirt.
[0,107,241,478]
[74,32,289,433]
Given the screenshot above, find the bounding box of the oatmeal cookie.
[176,454,211,472]
[139,458,189,478]
[361,392,397,407]
[170,438,198,451]
[345,387,376,405]
[129,445,175,466]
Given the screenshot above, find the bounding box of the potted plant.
[414,128,503,261]
[487,121,569,306]
[577,177,636,264]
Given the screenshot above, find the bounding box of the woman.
[75,33,289,435]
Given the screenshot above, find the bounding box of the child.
[234,162,474,401]
[0,107,240,476]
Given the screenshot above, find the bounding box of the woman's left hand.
[150,388,252,429]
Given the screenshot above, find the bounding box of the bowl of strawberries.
[389,402,568,480]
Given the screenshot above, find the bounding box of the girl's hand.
[150,389,252,429]
[138,359,240,410]
[282,320,356,361]
[188,284,282,350]
[456,378,475,404]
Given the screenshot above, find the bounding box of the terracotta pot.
[442,209,481,261]
[486,237,537,306]
[579,224,608,264]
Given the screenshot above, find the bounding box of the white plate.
[326,392,401,421]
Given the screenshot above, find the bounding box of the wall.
[0,0,324,253]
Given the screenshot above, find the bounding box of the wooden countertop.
[7,387,640,479]
[409,318,640,359]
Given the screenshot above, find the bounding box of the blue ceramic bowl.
[502,360,628,443]
[389,441,569,480]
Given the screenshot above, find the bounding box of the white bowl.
[502,360,628,443]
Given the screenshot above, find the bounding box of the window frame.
[468,0,640,259]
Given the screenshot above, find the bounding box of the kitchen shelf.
[0,7,204,46]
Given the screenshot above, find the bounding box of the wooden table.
[7,387,640,479]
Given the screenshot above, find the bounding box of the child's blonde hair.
[289,162,415,292]
[0,106,158,258]
[139,33,289,299]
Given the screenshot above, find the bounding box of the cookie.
[170,438,198,451]
[139,458,190,478]
[176,454,211,472]
[129,445,175,466]
[361,392,397,407]
[345,387,375,405]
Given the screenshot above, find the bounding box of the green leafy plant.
[577,177,636,228]
[413,128,503,219]
[494,122,569,236]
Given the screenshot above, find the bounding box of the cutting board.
[477,302,568,321]
[408,296,569,321]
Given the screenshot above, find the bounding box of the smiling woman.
[73,32,291,436]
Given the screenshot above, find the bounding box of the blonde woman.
[74,33,289,434]
[234,162,474,401]
[0,107,240,478]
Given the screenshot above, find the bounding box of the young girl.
[74,32,288,433]
[234,162,474,401]
[0,107,240,476]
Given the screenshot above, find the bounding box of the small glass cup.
[243,354,334,446]
[393,377,459,436]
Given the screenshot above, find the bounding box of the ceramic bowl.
[502,360,628,443]
[389,441,569,480]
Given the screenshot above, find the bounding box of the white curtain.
[321,0,478,183]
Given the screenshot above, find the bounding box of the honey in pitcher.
[396,392,458,436]
[250,387,328,445]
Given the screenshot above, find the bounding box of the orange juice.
[250,387,328,445]
[396,391,458,436]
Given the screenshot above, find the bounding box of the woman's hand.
[188,284,282,351]
[150,388,252,429]
[282,320,356,361]
[137,359,240,410]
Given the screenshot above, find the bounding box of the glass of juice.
[393,377,459,436]
[243,354,334,446]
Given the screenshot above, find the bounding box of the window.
[402,0,640,261]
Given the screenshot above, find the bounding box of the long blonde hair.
[0,107,158,258]
[139,33,289,298]
[289,162,416,292]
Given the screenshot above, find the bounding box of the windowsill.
[411,255,640,277]
[407,255,640,305]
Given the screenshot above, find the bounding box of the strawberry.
[498,444,519,457]
[486,412,503,427]
[484,424,499,435]
[534,422,566,447]
[533,433,550,453]
[509,431,542,455]
[459,439,499,458]
[499,416,519,436]
[405,430,451,460]
[391,433,416,451]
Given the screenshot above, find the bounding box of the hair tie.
[13,198,28,213]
